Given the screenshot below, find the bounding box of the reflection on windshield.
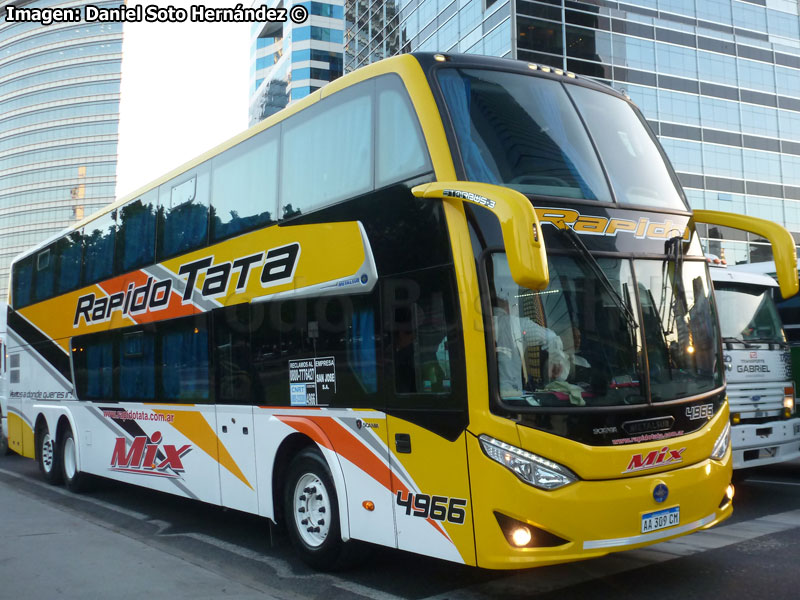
[715,283,785,344]
[637,261,722,401]
[437,67,687,209]
[488,253,644,408]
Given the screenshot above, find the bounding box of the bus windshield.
[488,254,722,407]
[715,282,786,344]
[437,67,686,210]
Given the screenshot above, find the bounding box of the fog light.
[784,407,793,419]
[732,413,741,425]
[726,484,735,501]
[511,527,532,547]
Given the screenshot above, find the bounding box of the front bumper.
[468,433,732,569]
[732,418,800,469]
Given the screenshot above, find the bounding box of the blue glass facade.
[345,0,800,264]
[0,0,122,298]
[249,0,345,124]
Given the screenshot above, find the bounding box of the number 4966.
[395,491,467,524]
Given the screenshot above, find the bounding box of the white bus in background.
[0,303,7,455]
[709,261,800,471]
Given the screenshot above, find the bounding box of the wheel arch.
[271,428,351,542]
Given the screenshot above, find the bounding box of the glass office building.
[0,0,122,299]
[249,0,345,124]
[345,0,800,263]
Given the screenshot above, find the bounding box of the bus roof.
[709,264,779,288]
[8,52,629,268]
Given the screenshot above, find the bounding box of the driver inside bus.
[492,300,570,397]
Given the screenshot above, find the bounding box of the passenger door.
[383,268,476,566]
[213,306,259,513]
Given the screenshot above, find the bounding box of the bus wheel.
[283,448,362,570]
[60,428,87,493]
[37,424,62,485]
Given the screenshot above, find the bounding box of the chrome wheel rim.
[293,473,331,547]
[41,433,54,473]
[64,436,77,480]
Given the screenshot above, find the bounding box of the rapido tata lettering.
[73,242,300,326]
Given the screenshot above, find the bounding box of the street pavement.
[1,453,798,600]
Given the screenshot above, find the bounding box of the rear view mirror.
[412,182,549,290]
[693,209,798,299]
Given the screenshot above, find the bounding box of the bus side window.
[12,256,34,309]
[157,163,210,260]
[386,270,460,398]
[72,337,113,401]
[214,305,252,404]
[160,317,211,404]
[82,212,117,286]
[117,191,157,274]
[120,330,155,401]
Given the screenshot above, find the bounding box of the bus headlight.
[479,434,578,490]
[710,422,731,461]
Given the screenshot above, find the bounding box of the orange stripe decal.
[154,409,253,490]
[277,415,451,541]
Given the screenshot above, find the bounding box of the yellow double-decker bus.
[5,53,798,570]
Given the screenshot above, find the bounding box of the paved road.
[0,453,798,600]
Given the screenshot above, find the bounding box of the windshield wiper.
[560,227,638,331]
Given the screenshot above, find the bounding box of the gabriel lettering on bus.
[110,431,191,477]
[73,242,300,327]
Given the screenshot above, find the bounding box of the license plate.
[641,506,680,533]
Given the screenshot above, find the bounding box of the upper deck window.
[437,67,687,210]
[567,85,686,210]
[437,68,611,201]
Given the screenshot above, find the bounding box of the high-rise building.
[346,0,800,263]
[249,0,345,124]
[0,0,122,298]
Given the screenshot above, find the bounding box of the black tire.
[0,429,8,456]
[36,423,62,485]
[283,448,364,570]
[60,428,88,493]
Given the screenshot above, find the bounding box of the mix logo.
[624,446,686,474]
[109,431,191,478]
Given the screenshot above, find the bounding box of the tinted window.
[281,82,373,218]
[214,305,252,404]
[211,129,278,242]
[437,68,611,201]
[83,213,117,285]
[57,231,83,294]
[72,337,114,401]
[376,76,431,187]
[12,256,33,308]
[158,163,210,259]
[118,191,156,272]
[567,85,686,209]
[161,318,210,403]
[33,247,54,302]
[119,330,155,401]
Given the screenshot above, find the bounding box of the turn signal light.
[362,501,375,511]
[731,413,741,425]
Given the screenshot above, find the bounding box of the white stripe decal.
[583,513,716,550]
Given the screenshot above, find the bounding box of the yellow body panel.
[468,429,732,569]
[7,412,34,458]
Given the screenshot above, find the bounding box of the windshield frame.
[714,280,787,345]
[478,247,725,414]
[428,61,691,213]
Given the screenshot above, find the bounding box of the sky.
[115,1,251,199]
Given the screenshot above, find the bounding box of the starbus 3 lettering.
[110,431,191,478]
[74,242,300,327]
